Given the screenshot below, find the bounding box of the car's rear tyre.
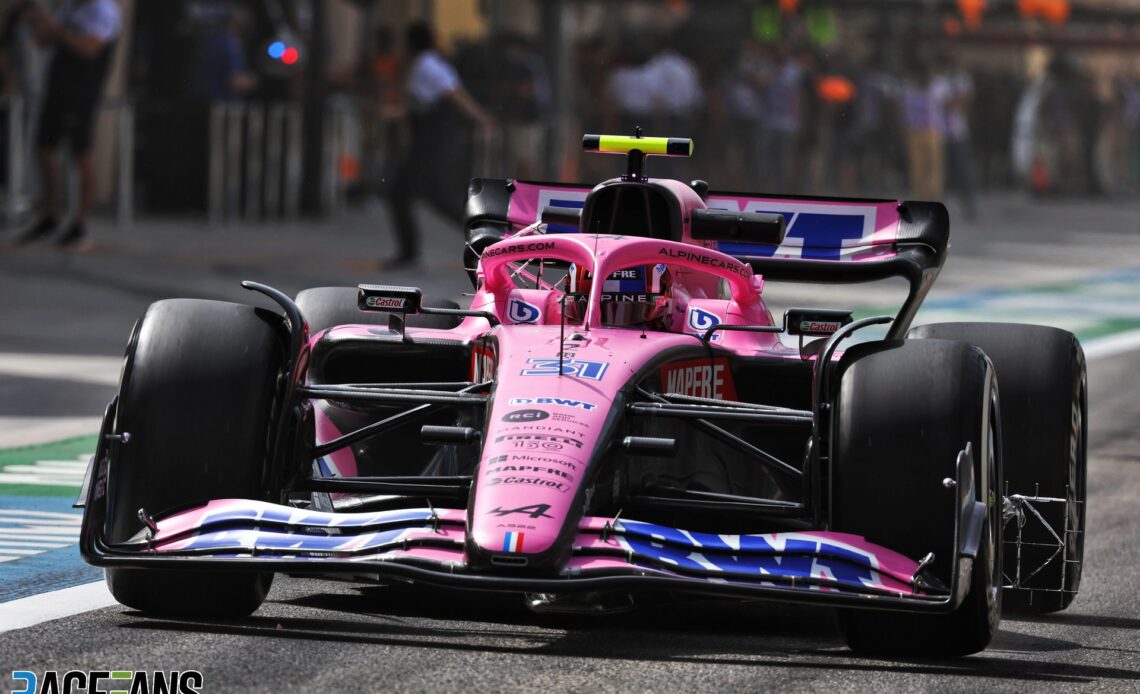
[909,322,1087,613]
[296,286,462,333]
[832,339,1002,657]
[104,299,283,617]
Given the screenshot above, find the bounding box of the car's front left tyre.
[832,339,1002,657]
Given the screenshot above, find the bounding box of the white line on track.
[1083,328,1140,361]
[0,540,71,548]
[0,582,116,634]
[1,330,1137,633]
[0,352,122,386]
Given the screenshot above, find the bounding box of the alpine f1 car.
[79,134,1087,657]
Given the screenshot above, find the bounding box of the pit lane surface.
[1,200,1139,691]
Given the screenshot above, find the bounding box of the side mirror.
[358,285,422,314]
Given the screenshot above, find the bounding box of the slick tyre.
[909,322,1087,613]
[104,299,283,618]
[832,339,1002,657]
[296,286,462,333]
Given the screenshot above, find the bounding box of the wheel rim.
[985,386,1002,621]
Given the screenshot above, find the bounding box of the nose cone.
[469,386,608,563]
[465,325,700,570]
[468,330,616,567]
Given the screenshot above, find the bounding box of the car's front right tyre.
[104,299,283,617]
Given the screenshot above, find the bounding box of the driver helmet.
[566,263,672,329]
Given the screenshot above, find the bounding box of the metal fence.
[1,95,505,232]
[207,101,305,227]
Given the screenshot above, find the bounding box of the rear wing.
[464,179,949,338]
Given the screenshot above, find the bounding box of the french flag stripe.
[503,531,524,553]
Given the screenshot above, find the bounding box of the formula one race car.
[79,134,1087,657]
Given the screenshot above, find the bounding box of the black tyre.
[909,322,1087,613]
[296,286,462,333]
[832,339,1002,657]
[105,299,283,617]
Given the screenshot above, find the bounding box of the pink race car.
[80,134,1086,657]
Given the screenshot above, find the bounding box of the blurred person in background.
[851,49,901,196]
[763,42,807,193]
[937,53,978,220]
[901,55,945,201]
[604,33,654,136]
[1114,75,1140,192]
[643,29,702,179]
[500,32,551,180]
[1037,54,1103,195]
[330,25,403,201]
[15,0,120,251]
[0,2,32,203]
[726,36,771,189]
[792,43,820,195]
[814,55,858,194]
[973,70,1018,189]
[194,8,255,103]
[382,21,494,270]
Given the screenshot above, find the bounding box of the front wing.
[80,445,986,615]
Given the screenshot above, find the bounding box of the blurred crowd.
[336,19,1139,208]
[567,30,1135,205]
[4,0,1140,233]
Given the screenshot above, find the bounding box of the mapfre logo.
[660,357,737,400]
[471,343,497,381]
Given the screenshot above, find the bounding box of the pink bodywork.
[270,179,923,588]
[462,234,784,557]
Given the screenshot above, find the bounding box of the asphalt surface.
[0,194,1138,691]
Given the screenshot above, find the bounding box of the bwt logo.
[508,397,596,411]
[687,306,720,332]
[10,671,203,694]
[507,298,541,324]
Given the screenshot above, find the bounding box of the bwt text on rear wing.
[463,179,949,339]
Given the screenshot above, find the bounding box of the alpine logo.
[507,298,541,324]
[489,504,553,519]
[687,306,720,332]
